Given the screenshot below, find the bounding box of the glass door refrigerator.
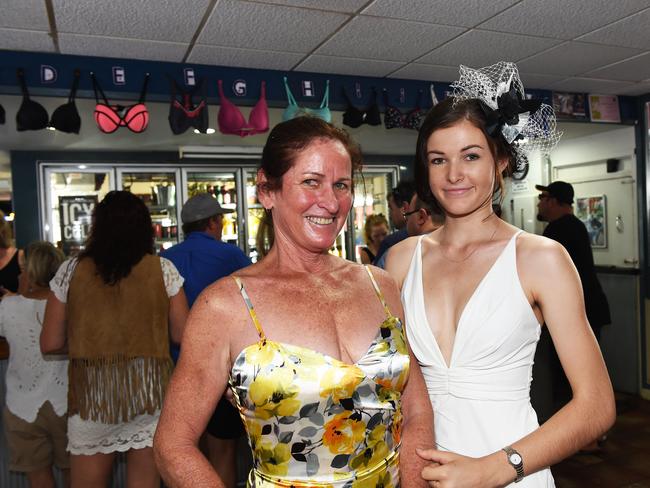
[117,168,182,253]
[346,166,400,263]
[180,168,243,248]
[40,166,115,255]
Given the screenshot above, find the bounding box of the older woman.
[154,116,433,487]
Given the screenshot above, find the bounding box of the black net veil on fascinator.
[450,61,562,173]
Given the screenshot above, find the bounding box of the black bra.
[16,69,49,131]
[168,77,209,135]
[16,69,81,133]
[50,70,81,134]
[342,87,381,128]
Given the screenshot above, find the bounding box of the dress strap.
[232,276,266,341]
[364,265,392,318]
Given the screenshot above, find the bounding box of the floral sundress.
[230,266,410,488]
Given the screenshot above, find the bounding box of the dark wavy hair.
[415,97,520,213]
[80,191,154,285]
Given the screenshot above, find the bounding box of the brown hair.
[0,211,13,249]
[25,241,64,288]
[363,214,389,245]
[258,116,363,193]
[415,97,520,212]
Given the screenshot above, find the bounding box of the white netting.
[450,61,562,165]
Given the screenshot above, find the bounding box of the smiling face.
[263,139,353,253]
[425,119,506,218]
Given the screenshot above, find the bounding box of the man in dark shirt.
[162,193,251,488]
[532,181,611,433]
[373,180,416,267]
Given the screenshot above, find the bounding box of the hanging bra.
[168,77,209,135]
[342,87,381,128]
[91,72,150,134]
[383,87,429,131]
[217,80,269,137]
[49,70,81,134]
[282,77,331,123]
[16,69,49,131]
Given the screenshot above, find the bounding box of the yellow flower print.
[245,340,277,366]
[394,365,409,392]
[391,407,403,445]
[323,411,366,455]
[350,424,390,471]
[256,441,291,476]
[249,366,301,420]
[246,418,263,448]
[352,470,394,488]
[375,378,399,404]
[320,364,364,403]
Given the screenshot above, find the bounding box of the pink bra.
[217,80,269,137]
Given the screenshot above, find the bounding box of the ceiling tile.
[517,42,642,76]
[250,0,367,13]
[549,77,635,95]
[362,0,519,27]
[479,0,650,39]
[188,45,304,70]
[54,0,210,42]
[59,34,188,62]
[577,8,650,49]
[615,81,650,95]
[317,16,465,62]
[198,0,349,52]
[0,29,55,53]
[295,55,403,77]
[519,72,566,90]
[388,64,459,82]
[584,53,650,82]
[417,29,561,66]
[0,0,49,30]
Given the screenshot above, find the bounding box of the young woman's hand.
[417,448,509,488]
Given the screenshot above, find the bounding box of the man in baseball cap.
[533,181,610,438]
[162,193,250,485]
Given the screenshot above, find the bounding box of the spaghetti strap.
[232,276,266,341]
[364,265,392,318]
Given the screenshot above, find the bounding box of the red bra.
[91,73,150,134]
[217,80,269,137]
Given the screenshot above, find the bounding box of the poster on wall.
[576,195,607,248]
[552,92,587,119]
[59,195,97,255]
[588,94,621,123]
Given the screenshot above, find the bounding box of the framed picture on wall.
[575,195,607,248]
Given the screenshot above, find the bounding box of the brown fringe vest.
[66,255,173,424]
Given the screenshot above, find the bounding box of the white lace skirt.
[67,410,160,455]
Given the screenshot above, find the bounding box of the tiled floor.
[552,394,650,487]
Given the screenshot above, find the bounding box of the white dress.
[402,231,555,487]
[50,257,184,455]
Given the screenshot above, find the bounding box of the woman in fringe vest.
[41,190,189,488]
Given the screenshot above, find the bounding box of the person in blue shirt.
[162,192,250,488]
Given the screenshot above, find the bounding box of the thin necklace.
[439,217,499,264]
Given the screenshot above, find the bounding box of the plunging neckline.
[417,232,520,369]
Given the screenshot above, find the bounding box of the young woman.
[360,214,389,264]
[41,191,188,488]
[154,116,433,487]
[386,63,615,487]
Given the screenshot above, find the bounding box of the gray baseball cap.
[181,193,233,223]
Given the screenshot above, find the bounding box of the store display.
[282,77,331,123]
[382,88,427,130]
[217,79,269,137]
[342,87,381,128]
[16,69,49,131]
[168,77,209,134]
[49,69,82,134]
[91,72,150,134]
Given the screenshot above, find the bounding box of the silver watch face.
[510,453,522,465]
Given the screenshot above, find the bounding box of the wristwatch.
[502,445,524,483]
